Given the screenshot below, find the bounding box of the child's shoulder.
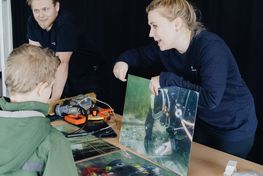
[38,127,70,153]
[47,127,70,145]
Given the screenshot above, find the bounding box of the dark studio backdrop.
[11,0,263,164]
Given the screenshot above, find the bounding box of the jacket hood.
[0,97,51,174]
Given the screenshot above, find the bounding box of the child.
[0,44,78,176]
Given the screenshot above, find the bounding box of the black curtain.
[11,0,30,46]
[11,0,263,164]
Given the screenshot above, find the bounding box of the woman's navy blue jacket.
[117,31,258,141]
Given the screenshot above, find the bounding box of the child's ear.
[37,82,49,96]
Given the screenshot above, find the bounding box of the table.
[51,114,263,175]
[103,114,263,175]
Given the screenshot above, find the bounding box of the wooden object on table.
[188,142,263,176]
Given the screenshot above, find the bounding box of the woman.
[113,0,257,158]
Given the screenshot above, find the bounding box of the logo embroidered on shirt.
[51,42,56,46]
[190,66,197,72]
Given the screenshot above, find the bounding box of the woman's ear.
[174,17,183,32]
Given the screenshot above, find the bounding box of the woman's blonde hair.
[5,44,60,94]
[146,0,205,36]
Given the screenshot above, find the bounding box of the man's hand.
[113,61,128,82]
[149,75,160,96]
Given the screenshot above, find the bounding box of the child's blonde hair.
[5,44,60,94]
[146,0,205,36]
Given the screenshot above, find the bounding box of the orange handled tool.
[64,114,86,125]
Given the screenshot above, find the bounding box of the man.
[26,0,79,101]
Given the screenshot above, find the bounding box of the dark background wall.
[11,0,263,164]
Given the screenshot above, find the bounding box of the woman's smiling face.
[148,8,178,51]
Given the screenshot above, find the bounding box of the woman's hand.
[154,140,172,156]
[149,75,160,95]
[113,61,128,82]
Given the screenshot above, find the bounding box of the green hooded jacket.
[0,97,78,176]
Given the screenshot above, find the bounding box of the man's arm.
[28,39,72,100]
[29,39,41,46]
[50,52,72,101]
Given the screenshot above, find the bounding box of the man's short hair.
[5,44,60,94]
[26,0,60,6]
